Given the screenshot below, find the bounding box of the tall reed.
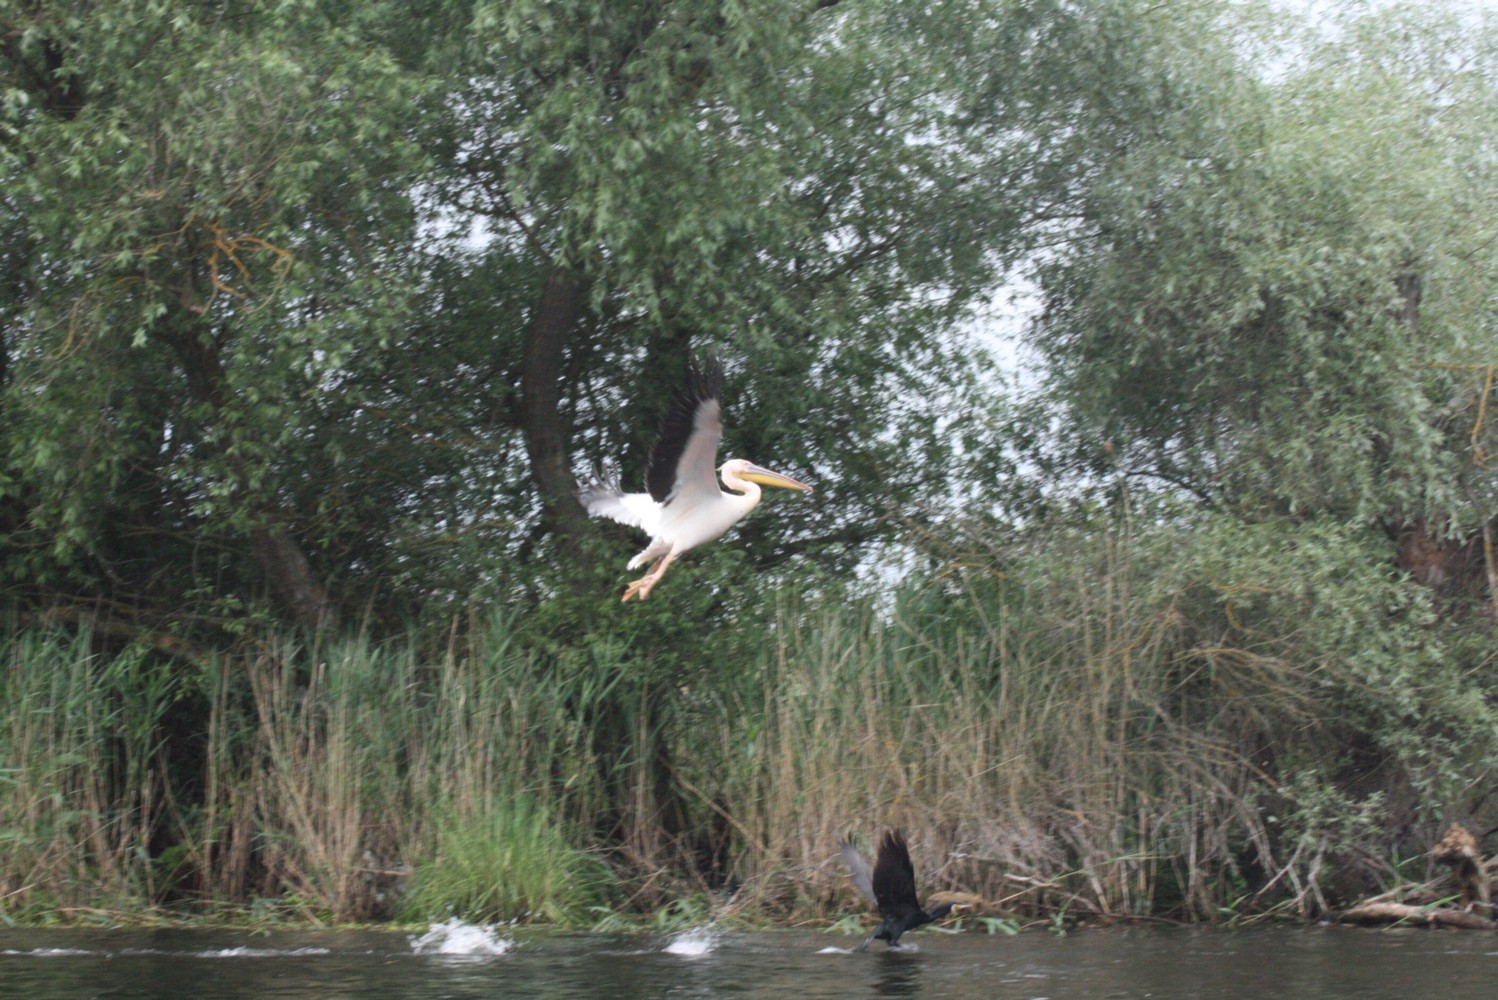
[688,515,1480,923]
[3,514,1489,925]
[0,630,178,916]
[1,616,623,923]
[186,616,620,922]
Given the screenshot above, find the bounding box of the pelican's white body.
[586,463,765,571]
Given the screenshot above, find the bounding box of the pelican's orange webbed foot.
[621,577,653,603]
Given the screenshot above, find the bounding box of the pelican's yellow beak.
[740,464,814,492]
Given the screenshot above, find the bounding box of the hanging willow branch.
[1432,363,1498,468]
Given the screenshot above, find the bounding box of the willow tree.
[405,0,1063,589]
[1,0,1223,635]
[1,0,1271,637]
[1030,6,1498,555]
[1015,5,1498,849]
[0,0,427,629]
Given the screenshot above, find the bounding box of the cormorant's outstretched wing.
[840,840,878,908]
[872,829,921,913]
[646,354,724,506]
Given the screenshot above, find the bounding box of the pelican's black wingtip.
[686,351,723,403]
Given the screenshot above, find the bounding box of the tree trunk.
[521,263,590,554]
[250,524,333,631]
[159,316,334,629]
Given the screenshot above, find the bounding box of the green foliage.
[0,0,1099,632]
[0,0,429,627]
[1029,4,1498,529]
[955,506,1498,914]
[974,915,1020,936]
[4,501,1498,925]
[648,896,712,932]
[401,796,614,925]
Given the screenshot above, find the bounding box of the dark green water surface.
[2,920,1495,999]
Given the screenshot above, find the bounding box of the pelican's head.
[720,458,814,492]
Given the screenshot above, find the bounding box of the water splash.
[664,925,721,957]
[409,918,515,957]
[193,946,332,958]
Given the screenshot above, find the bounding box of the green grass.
[401,795,612,924]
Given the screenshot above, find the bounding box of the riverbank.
[4,515,1496,929]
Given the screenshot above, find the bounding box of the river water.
[2,919,1495,999]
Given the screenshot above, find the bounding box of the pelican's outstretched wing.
[579,468,660,534]
[646,354,724,509]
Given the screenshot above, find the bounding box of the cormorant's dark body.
[840,830,960,952]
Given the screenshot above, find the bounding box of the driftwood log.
[1339,902,1495,930]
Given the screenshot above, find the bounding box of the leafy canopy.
[1029,5,1498,531]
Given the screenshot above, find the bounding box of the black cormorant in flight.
[840,829,966,952]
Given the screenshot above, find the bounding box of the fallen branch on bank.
[1339,902,1494,930]
[1336,823,1498,930]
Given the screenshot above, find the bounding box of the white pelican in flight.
[579,355,814,602]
